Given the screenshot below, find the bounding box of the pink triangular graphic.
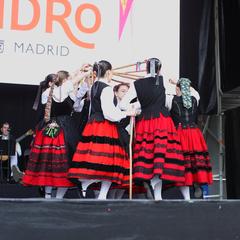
[119,0,134,40]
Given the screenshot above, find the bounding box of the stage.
[0,198,239,240]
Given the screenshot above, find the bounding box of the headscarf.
[178,78,192,109]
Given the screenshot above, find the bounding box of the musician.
[0,122,23,182]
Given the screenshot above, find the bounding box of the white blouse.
[41,80,75,104]
[119,77,200,111]
[165,87,200,111]
[73,81,90,112]
[98,79,127,122]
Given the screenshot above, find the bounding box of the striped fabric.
[133,113,185,183]
[176,126,213,186]
[22,128,74,187]
[68,120,129,185]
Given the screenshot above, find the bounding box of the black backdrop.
[0,0,240,197]
[180,0,217,115]
[219,0,240,198]
[181,0,240,198]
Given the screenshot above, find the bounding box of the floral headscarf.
[178,78,192,109]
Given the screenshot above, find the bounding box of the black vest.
[89,81,109,122]
[134,76,169,120]
[170,95,198,128]
[50,96,74,117]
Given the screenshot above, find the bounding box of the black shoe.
[193,184,203,199]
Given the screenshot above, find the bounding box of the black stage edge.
[0,199,239,240]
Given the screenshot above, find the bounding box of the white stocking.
[56,187,68,199]
[150,176,162,201]
[80,179,99,197]
[180,186,190,200]
[98,181,111,200]
[45,186,52,199]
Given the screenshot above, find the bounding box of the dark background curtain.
[180,0,217,115]
[225,107,240,198]
[219,0,240,92]
[219,0,240,198]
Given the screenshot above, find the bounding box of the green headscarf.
[178,78,192,109]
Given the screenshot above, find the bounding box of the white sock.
[98,181,111,200]
[153,181,162,200]
[180,186,190,200]
[150,175,160,189]
[56,187,68,199]
[151,176,162,201]
[45,186,52,199]
[80,179,98,197]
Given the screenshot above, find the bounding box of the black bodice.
[170,95,198,128]
[134,76,170,120]
[89,81,109,122]
[50,96,74,117]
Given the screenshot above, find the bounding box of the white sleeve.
[73,99,85,112]
[132,101,141,111]
[76,82,89,99]
[190,87,200,106]
[101,87,127,122]
[16,142,22,156]
[73,82,90,112]
[41,88,50,104]
[165,94,174,110]
[119,83,139,110]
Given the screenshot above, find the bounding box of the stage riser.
[0,200,239,240]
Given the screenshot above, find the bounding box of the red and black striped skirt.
[133,114,185,183]
[176,126,213,185]
[68,120,129,185]
[22,129,74,187]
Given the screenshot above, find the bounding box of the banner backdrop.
[0,0,179,85]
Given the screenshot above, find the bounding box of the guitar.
[16,129,34,143]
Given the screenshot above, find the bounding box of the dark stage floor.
[0,199,239,240]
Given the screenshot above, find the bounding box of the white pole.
[214,0,224,200]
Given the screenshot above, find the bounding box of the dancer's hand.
[169,78,177,85]
[126,106,137,117]
[80,63,92,73]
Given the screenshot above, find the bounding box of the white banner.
[0,0,179,85]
